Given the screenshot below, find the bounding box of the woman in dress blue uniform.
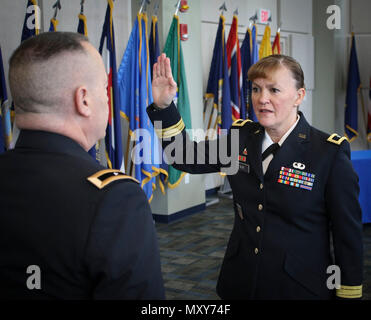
[147,53,363,300]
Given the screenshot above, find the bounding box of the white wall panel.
[350,0,371,33]
[279,0,312,34]
[289,33,315,90]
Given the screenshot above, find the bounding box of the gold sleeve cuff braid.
[232,119,252,127]
[155,119,185,139]
[336,285,362,299]
[327,133,348,145]
[87,169,139,189]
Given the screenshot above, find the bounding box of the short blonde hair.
[248,54,305,90]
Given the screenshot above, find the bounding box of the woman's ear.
[295,88,306,106]
[74,86,91,117]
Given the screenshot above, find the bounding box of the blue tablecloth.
[351,150,371,224]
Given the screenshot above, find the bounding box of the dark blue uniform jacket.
[147,102,363,300]
[0,130,165,300]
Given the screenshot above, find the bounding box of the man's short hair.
[9,32,89,113]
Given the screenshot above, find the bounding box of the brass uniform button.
[256,226,261,233]
[254,248,259,254]
[258,204,263,211]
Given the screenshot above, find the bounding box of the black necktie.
[262,143,280,161]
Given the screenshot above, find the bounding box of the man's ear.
[74,86,91,117]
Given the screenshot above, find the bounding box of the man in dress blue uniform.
[0,32,164,299]
[147,53,363,299]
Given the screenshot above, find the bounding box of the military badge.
[277,166,315,191]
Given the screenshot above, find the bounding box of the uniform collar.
[245,112,310,180]
[15,130,94,162]
[262,114,301,153]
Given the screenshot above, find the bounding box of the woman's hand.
[152,53,177,109]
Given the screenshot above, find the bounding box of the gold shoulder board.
[87,169,139,190]
[327,133,348,145]
[232,119,253,127]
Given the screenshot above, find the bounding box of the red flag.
[226,15,242,121]
[272,31,281,54]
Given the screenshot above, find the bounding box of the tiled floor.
[155,197,371,300]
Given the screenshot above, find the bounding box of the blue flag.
[240,28,251,120]
[21,0,40,42]
[251,24,259,65]
[77,13,88,36]
[345,34,360,142]
[0,46,12,153]
[248,24,259,122]
[205,15,231,132]
[118,13,161,202]
[241,28,258,122]
[49,18,58,32]
[99,0,124,171]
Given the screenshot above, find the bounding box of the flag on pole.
[272,30,281,54]
[204,15,232,134]
[149,15,160,80]
[99,0,124,171]
[0,46,12,153]
[344,34,360,142]
[77,13,88,37]
[21,0,40,42]
[226,15,242,121]
[240,28,252,120]
[368,78,371,142]
[118,13,161,202]
[49,18,58,32]
[149,14,168,194]
[259,25,273,59]
[248,24,260,122]
[163,15,192,189]
[251,24,259,65]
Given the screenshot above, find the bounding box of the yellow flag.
[259,25,272,59]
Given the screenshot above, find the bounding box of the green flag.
[163,15,192,189]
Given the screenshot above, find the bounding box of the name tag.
[239,162,250,174]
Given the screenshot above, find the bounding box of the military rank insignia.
[277,167,315,191]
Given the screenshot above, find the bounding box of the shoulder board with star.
[327,133,348,146]
[87,169,139,190]
[231,119,253,128]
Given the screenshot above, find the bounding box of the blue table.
[351,150,371,224]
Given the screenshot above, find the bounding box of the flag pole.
[359,86,368,137]
[205,3,228,140]
[219,2,227,16]
[52,0,61,20]
[174,0,181,16]
[154,0,160,16]
[80,0,85,14]
[139,0,150,15]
